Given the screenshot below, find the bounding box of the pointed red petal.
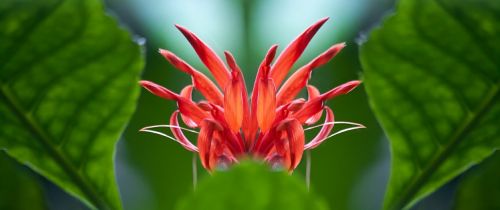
[270,17,329,87]
[322,80,361,100]
[179,85,198,128]
[140,80,178,100]
[170,111,198,152]
[304,107,334,150]
[159,49,224,105]
[277,119,304,171]
[175,25,231,88]
[292,80,360,123]
[256,78,277,133]
[249,45,279,143]
[223,74,244,133]
[224,51,250,136]
[276,43,345,105]
[304,85,323,125]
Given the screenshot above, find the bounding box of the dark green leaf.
[360,0,500,209]
[175,161,329,210]
[0,152,48,210]
[453,152,500,210]
[0,0,144,209]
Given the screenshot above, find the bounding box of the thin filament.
[314,124,366,143]
[140,124,199,134]
[306,150,311,192]
[139,128,179,142]
[192,153,198,191]
[304,121,365,131]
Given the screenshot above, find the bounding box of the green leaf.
[0,152,48,210]
[453,152,500,210]
[175,161,329,210]
[360,0,500,209]
[0,0,144,209]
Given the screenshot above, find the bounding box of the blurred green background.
[107,0,395,210]
[0,0,432,209]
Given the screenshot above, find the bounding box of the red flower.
[140,17,363,172]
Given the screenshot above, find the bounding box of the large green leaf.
[0,0,143,209]
[453,152,500,210]
[360,0,500,209]
[0,152,48,210]
[175,161,329,210]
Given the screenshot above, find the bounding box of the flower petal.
[256,77,277,133]
[277,118,305,171]
[175,25,231,88]
[170,111,198,152]
[140,80,178,100]
[269,17,329,87]
[179,85,198,128]
[159,49,224,105]
[224,51,251,136]
[198,119,223,170]
[304,107,334,150]
[223,72,244,133]
[276,43,345,106]
[304,85,323,125]
[140,80,210,125]
[292,80,360,123]
[249,45,279,144]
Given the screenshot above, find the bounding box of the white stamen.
[139,128,179,142]
[140,124,199,134]
[304,121,365,131]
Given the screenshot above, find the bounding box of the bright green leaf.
[453,152,500,210]
[175,161,329,210]
[0,153,48,210]
[360,0,500,209]
[0,0,144,209]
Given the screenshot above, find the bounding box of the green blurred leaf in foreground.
[176,161,329,210]
[453,152,500,210]
[0,0,144,209]
[0,153,48,210]
[360,0,500,209]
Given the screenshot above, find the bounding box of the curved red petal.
[179,85,198,128]
[140,80,178,100]
[256,78,277,132]
[170,111,198,152]
[304,107,334,150]
[277,119,305,171]
[224,76,244,133]
[159,49,224,105]
[175,24,231,88]
[249,45,279,145]
[276,43,345,105]
[293,81,360,123]
[270,17,329,87]
[198,119,223,171]
[304,85,323,125]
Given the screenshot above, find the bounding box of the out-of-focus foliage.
[0,0,144,209]
[0,153,47,210]
[453,152,500,210]
[175,161,329,210]
[360,0,500,209]
[109,0,392,209]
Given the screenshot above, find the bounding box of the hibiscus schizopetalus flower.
[140,17,364,172]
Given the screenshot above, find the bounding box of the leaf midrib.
[0,85,110,210]
[389,83,499,210]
